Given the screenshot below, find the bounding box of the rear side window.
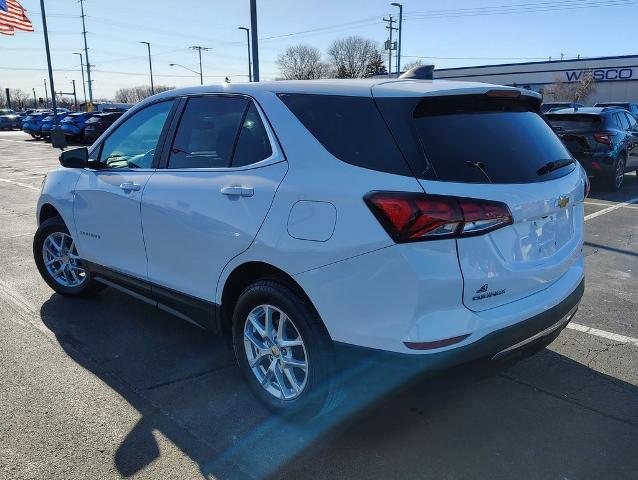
[411,95,574,183]
[168,96,248,169]
[278,93,411,176]
[547,114,602,130]
[616,113,630,130]
[232,103,273,167]
[625,113,637,130]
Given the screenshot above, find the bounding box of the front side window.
[99,100,173,169]
[167,96,249,169]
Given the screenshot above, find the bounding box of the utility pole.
[32,88,37,108]
[72,80,77,110]
[79,0,93,105]
[43,79,48,107]
[140,42,154,94]
[238,27,252,82]
[40,0,65,148]
[391,3,403,75]
[250,0,259,82]
[189,46,210,85]
[73,52,87,106]
[383,15,397,78]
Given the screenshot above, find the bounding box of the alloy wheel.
[42,232,86,287]
[243,304,309,400]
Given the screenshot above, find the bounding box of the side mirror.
[59,147,89,168]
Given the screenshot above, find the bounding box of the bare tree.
[546,70,597,103]
[402,59,425,71]
[113,85,174,104]
[327,36,381,79]
[0,87,32,109]
[365,51,387,77]
[276,45,328,80]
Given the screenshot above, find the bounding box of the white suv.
[34,79,587,415]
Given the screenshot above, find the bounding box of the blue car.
[0,109,21,130]
[40,110,72,139]
[60,112,94,141]
[22,111,51,139]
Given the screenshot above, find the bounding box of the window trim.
[157,93,285,172]
[87,98,179,172]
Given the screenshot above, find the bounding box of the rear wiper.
[537,159,575,176]
[465,161,492,183]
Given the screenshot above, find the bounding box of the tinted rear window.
[409,95,574,183]
[547,114,601,130]
[278,93,411,176]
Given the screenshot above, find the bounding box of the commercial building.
[433,54,638,105]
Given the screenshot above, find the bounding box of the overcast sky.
[1,0,637,99]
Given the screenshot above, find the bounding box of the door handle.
[120,182,141,192]
[220,185,254,197]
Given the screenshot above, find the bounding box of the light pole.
[189,46,210,85]
[140,41,155,95]
[250,0,259,82]
[73,52,87,106]
[32,88,37,108]
[40,0,65,148]
[238,27,252,82]
[391,2,403,75]
[43,79,48,107]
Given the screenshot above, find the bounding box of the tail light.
[593,132,615,145]
[365,192,513,243]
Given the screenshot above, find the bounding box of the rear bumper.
[335,278,583,372]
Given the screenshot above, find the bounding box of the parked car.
[594,102,638,116]
[34,80,586,415]
[22,111,51,139]
[84,111,124,142]
[0,108,22,130]
[541,102,585,113]
[60,112,94,141]
[40,110,73,139]
[547,107,638,190]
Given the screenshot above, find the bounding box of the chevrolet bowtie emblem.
[557,195,570,208]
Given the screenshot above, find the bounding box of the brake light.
[485,89,521,98]
[365,192,513,243]
[593,132,615,145]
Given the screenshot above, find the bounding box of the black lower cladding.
[335,278,585,374]
[84,261,220,333]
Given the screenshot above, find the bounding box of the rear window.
[277,93,411,176]
[408,95,575,183]
[547,114,602,130]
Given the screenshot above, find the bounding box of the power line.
[404,0,638,19]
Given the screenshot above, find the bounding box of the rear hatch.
[546,113,602,155]
[374,86,585,311]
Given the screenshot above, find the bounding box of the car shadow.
[588,172,638,202]
[40,289,638,479]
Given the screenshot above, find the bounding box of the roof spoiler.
[398,65,435,80]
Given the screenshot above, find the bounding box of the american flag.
[0,0,34,36]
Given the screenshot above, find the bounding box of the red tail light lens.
[365,192,512,243]
[593,132,615,145]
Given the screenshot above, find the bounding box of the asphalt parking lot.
[0,129,637,480]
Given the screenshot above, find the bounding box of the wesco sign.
[565,68,635,82]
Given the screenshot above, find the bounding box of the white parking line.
[0,178,39,191]
[567,323,638,347]
[584,200,638,209]
[584,197,638,221]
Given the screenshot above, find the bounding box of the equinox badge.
[472,283,506,301]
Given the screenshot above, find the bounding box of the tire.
[232,280,341,418]
[606,152,627,191]
[33,216,104,296]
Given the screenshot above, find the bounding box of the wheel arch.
[219,261,327,338]
[38,202,62,225]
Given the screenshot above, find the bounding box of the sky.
[1,0,637,100]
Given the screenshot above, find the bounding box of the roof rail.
[398,65,435,80]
